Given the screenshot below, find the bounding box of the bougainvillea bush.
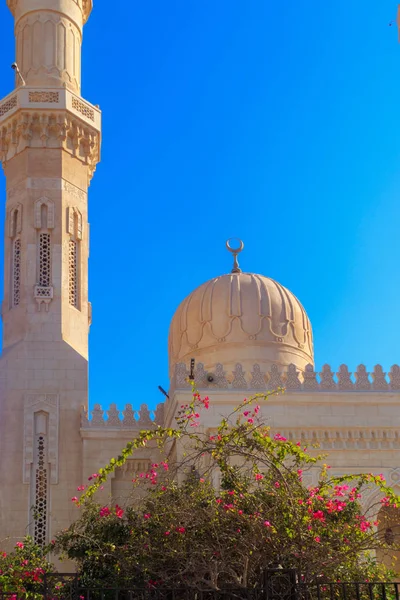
[0,536,54,598]
[56,388,400,590]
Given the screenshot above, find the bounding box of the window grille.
[12,238,21,307]
[69,239,78,307]
[39,233,51,287]
[34,435,48,547]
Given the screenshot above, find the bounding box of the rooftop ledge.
[0,87,101,131]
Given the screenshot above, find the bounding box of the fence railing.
[1,572,399,600]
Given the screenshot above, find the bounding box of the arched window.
[384,527,395,545]
[376,505,400,570]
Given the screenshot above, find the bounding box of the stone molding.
[171,363,400,393]
[6,178,88,199]
[23,394,59,485]
[81,403,165,430]
[269,428,400,451]
[7,0,92,25]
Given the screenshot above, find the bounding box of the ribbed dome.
[168,272,313,378]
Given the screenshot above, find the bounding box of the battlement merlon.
[170,362,400,393]
[6,0,93,94]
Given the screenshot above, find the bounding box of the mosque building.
[0,0,399,556]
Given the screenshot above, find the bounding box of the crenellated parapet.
[81,403,165,429]
[81,363,400,431]
[171,362,400,393]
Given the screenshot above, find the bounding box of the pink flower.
[254,405,260,414]
[273,433,287,442]
[315,536,321,543]
[243,411,250,417]
[176,527,186,534]
[15,542,24,549]
[312,510,325,522]
[164,531,170,536]
[115,505,124,519]
[71,496,78,503]
[274,482,280,488]
[247,418,254,424]
[99,506,111,518]
[77,485,85,492]
[161,462,169,471]
[144,513,151,520]
[255,473,264,481]
[263,521,271,527]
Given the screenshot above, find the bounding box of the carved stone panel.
[34,197,55,229]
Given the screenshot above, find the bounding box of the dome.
[168,262,314,379]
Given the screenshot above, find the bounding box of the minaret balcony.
[0,87,101,130]
[0,87,101,182]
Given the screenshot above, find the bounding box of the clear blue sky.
[0,1,399,412]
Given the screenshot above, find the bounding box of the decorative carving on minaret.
[34,198,55,230]
[0,110,101,184]
[67,207,83,240]
[8,203,22,237]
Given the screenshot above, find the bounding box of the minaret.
[0,0,100,545]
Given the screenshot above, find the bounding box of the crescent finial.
[226,238,244,273]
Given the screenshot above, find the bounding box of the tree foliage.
[56,388,400,590]
[0,537,54,599]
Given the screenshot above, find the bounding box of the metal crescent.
[226,238,244,254]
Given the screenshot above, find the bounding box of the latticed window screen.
[34,435,48,547]
[39,233,51,287]
[69,239,78,307]
[12,238,21,307]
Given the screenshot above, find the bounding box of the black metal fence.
[0,571,399,600]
